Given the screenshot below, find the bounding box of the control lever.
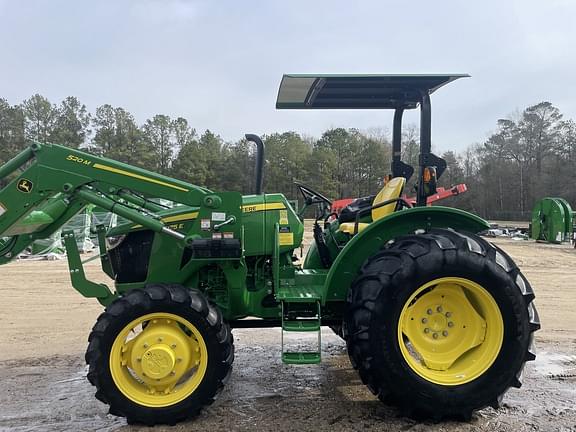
[213,216,236,231]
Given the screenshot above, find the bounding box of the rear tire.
[86,284,234,425]
[344,228,539,420]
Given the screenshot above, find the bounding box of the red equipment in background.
[331,184,468,215]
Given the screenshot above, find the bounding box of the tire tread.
[344,228,538,420]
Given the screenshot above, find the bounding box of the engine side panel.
[242,193,303,256]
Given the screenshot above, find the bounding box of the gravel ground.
[0,237,575,431]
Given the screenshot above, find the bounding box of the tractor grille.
[108,230,154,283]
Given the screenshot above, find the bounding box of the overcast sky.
[1,0,575,152]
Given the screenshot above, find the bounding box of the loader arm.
[0,142,213,265]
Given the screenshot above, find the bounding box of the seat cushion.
[338,222,369,235]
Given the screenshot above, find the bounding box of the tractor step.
[282,320,320,332]
[280,298,321,365]
[275,285,323,303]
[273,226,323,364]
[282,351,321,365]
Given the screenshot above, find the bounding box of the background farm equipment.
[530,197,574,244]
[0,74,539,426]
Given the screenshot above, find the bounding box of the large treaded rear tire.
[344,228,539,420]
[85,284,234,426]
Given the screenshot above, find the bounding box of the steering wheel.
[294,181,331,206]
[294,181,332,219]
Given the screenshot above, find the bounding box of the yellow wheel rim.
[110,312,208,407]
[398,277,503,386]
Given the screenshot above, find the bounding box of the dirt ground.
[0,237,575,432]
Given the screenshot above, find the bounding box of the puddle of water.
[532,351,576,376]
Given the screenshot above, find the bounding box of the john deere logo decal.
[17,178,33,193]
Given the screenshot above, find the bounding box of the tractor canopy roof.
[276,74,469,110]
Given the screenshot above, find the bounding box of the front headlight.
[105,235,126,250]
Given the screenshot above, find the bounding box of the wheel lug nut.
[421,318,428,324]
[137,357,142,362]
[442,331,448,337]
[424,328,430,333]
[433,333,439,339]
[445,312,451,318]
[171,344,177,349]
[427,309,433,315]
[170,370,176,376]
[448,321,454,327]
[176,358,182,363]
[437,306,443,313]
[157,337,163,342]
[143,343,149,349]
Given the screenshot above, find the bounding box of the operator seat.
[339,177,406,235]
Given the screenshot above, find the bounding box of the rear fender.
[324,206,489,302]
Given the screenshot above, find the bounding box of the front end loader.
[0,74,539,425]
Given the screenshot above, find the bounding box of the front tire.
[86,284,234,425]
[344,229,539,420]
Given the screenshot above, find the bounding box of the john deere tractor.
[0,75,539,425]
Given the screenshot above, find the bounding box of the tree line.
[1,95,574,220]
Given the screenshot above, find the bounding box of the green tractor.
[0,74,539,425]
